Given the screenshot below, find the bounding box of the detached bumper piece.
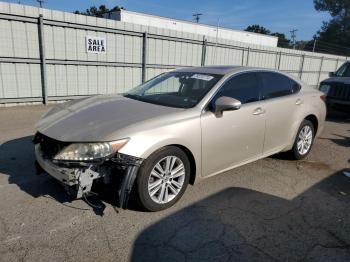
[34,136,143,209]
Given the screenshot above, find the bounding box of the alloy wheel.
[297,125,313,155]
[147,156,186,204]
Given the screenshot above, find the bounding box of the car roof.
[174,65,306,86]
[174,66,284,76]
[174,66,243,75]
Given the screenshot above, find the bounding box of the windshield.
[123,72,222,108]
[336,63,350,77]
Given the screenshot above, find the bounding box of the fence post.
[278,52,282,70]
[142,32,148,83]
[334,58,339,71]
[274,51,278,69]
[246,47,250,66]
[241,49,245,66]
[298,54,305,79]
[316,56,324,87]
[201,36,207,66]
[38,14,48,105]
[275,51,282,70]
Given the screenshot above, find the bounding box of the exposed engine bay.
[33,132,143,209]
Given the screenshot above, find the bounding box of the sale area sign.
[86,36,106,54]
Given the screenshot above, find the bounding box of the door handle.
[253,107,265,115]
[295,98,303,105]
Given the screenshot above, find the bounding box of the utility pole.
[193,13,202,23]
[312,39,317,52]
[37,0,45,8]
[213,19,220,64]
[290,29,298,50]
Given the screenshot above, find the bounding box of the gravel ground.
[0,105,349,262]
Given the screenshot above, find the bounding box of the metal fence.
[0,2,348,105]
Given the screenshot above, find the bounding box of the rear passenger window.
[260,72,299,99]
[215,73,261,104]
[291,80,301,94]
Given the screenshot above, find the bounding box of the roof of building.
[117,10,278,41]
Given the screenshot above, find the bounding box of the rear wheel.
[136,146,190,211]
[289,119,315,160]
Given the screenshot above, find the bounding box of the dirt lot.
[0,105,349,262]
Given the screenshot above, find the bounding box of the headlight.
[319,84,331,95]
[53,139,129,161]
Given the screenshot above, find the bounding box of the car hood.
[322,77,350,85]
[36,95,184,142]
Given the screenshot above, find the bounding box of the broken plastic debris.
[343,171,350,178]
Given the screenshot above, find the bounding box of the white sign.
[86,36,106,54]
[191,74,214,81]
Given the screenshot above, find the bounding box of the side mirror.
[329,72,335,77]
[215,96,241,117]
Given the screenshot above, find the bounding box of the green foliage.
[245,25,271,35]
[270,32,291,48]
[294,40,310,50]
[314,0,350,17]
[245,25,291,48]
[313,0,350,56]
[74,5,124,18]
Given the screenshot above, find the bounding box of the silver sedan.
[34,66,326,211]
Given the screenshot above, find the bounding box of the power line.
[301,37,350,56]
[310,43,350,52]
[304,44,350,56]
[314,39,350,51]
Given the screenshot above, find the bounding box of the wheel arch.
[283,113,320,152]
[140,143,198,185]
[304,114,319,134]
[168,144,197,185]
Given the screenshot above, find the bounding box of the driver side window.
[214,72,261,104]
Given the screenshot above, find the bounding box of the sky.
[5,0,331,40]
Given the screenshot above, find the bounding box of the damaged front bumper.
[34,143,143,209]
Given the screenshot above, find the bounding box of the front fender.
[118,122,202,181]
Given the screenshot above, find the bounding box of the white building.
[104,10,278,47]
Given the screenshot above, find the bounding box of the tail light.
[320,95,326,102]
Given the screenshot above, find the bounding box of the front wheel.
[136,146,190,211]
[289,119,315,160]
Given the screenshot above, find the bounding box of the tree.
[74,5,124,18]
[270,32,291,48]
[245,25,291,48]
[313,0,350,56]
[314,0,350,17]
[245,25,271,35]
[294,40,309,51]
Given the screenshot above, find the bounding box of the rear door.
[257,72,302,154]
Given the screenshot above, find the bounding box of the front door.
[201,72,266,177]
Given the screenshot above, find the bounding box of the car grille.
[33,132,69,159]
[328,83,350,101]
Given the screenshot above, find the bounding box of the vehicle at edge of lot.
[34,66,326,211]
[319,61,350,112]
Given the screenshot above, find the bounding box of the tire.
[136,146,190,211]
[289,119,315,160]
